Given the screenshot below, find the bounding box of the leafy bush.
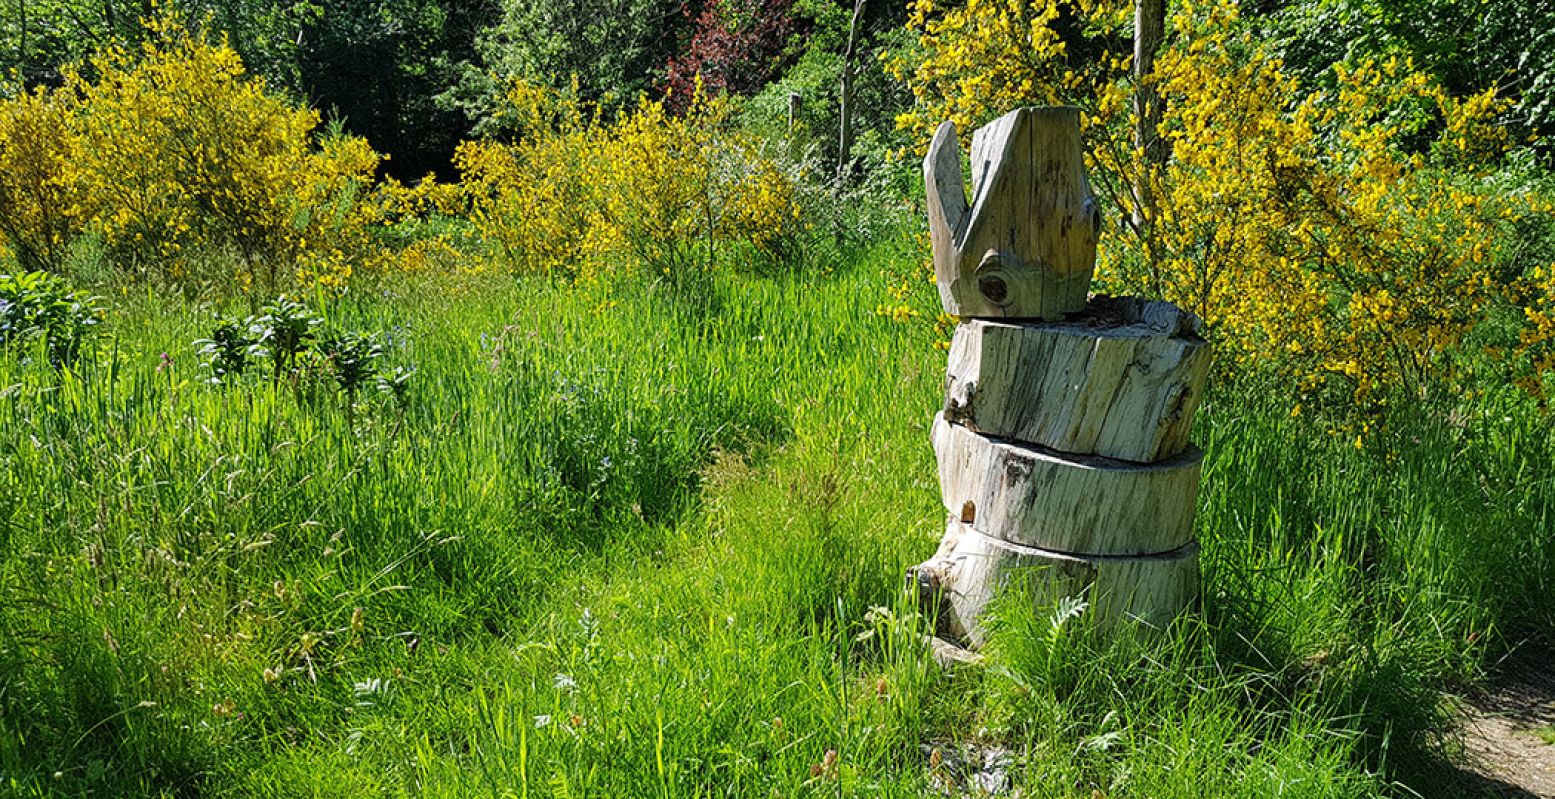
[0,271,104,368]
[0,87,84,274]
[456,80,803,283]
[252,296,320,383]
[195,316,259,384]
[195,297,414,425]
[456,0,680,127]
[664,0,801,113]
[1263,0,1555,145]
[317,330,384,422]
[890,0,1555,408]
[60,15,384,291]
[0,14,391,293]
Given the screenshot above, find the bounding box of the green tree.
[296,0,498,179]
[744,0,912,170]
[452,0,681,131]
[1262,0,1555,147]
[0,0,308,87]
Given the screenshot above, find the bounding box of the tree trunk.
[1132,0,1167,282]
[835,0,866,184]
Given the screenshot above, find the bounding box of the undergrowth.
[1,242,1551,797]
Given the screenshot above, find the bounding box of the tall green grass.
[1,246,1551,797]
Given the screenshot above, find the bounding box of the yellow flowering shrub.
[456,79,801,282]
[1514,252,1555,394]
[46,14,382,292]
[887,0,1129,144]
[456,82,607,278]
[891,0,1555,404]
[0,87,86,273]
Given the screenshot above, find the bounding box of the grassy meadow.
[2,235,1552,797]
[3,0,1555,794]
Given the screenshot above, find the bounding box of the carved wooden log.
[925,107,1099,320]
[931,413,1200,555]
[913,516,1199,648]
[943,296,1211,463]
[914,106,1207,654]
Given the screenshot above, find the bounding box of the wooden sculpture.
[925,107,1099,320]
[912,108,1212,650]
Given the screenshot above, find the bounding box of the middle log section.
[932,414,1201,556]
[943,296,1211,464]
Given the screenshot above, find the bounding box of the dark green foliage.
[317,329,384,423]
[450,0,682,130]
[318,330,382,395]
[196,300,415,425]
[195,315,259,384]
[296,0,499,178]
[0,269,103,367]
[745,37,912,167]
[253,295,319,383]
[0,0,310,87]
[1261,0,1555,148]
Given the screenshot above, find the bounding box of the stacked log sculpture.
[910,108,1212,649]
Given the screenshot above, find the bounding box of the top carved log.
[924,107,1099,320]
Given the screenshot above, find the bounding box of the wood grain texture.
[923,107,1099,320]
[943,296,1210,462]
[931,413,1201,555]
[912,517,1199,647]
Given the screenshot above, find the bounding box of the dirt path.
[1457,651,1555,798]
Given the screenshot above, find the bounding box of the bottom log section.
[910,518,1199,649]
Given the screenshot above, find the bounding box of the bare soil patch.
[1457,650,1555,798]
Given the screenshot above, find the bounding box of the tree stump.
[931,414,1201,556]
[911,108,1211,649]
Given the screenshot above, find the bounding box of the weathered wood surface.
[913,516,1199,647]
[943,296,1210,463]
[924,107,1099,320]
[931,414,1201,555]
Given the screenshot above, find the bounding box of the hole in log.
[960,500,977,524]
[1166,385,1193,424]
[978,274,1009,304]
[945,381,976,424]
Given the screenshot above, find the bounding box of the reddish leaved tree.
[663,0,802,112]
